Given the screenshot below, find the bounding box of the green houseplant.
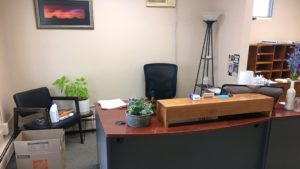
[53,76,90,115]
[126,98,153,128]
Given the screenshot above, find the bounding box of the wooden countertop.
[96,104,269,138]
[273,104,300,119]
[95,99,300,138]
[157,94,272,107]
[156,94,273,127]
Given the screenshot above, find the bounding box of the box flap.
[14,129,64,154]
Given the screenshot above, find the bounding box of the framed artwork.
[34,0,94,29]
[146,0,176,7]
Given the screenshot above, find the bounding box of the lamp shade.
[202,11,221,21]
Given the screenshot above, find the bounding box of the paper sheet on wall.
[228,54,240,78]
[97,99,127,109]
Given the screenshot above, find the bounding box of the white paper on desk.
[98,99,127,109]
[207,88,221,94]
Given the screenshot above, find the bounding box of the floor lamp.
[194,12,220,94]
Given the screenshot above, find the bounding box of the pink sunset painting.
[44,4,86,20]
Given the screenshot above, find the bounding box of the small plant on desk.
[126,98,153,128]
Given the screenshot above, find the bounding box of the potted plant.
[53,76,90,115]
[125,98,154,128]
[285,44,300,110]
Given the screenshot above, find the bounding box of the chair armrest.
[14,107,49,122]
[14,107,48,114]
[13,107,50,138]
[51,96,79,101]
[51,96,80,115]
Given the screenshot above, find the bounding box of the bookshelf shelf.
[247,44,295,79]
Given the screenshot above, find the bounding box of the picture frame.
[34,0,94,29]
[146,0,176,7]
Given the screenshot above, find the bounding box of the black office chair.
[144,63,178,100]
[13,87,84,144]
[221,84,284,109]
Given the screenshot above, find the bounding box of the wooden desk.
[95,104,270,138]
[96,102,300,169]
[157,93,273,127]
[264,104,300,169]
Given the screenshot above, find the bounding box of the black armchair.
[144,63,178,100]
[13,87,84,144]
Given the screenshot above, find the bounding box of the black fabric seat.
[23,113,81,130]
[13,87,84,144]
[144,63,178,100]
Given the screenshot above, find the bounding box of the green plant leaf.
[52,76,89,100]
[127,98,153,116]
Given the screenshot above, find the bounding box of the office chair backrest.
[144,63,178,100]
[13,87,52,117]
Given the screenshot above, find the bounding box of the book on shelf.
[259,40,279,44]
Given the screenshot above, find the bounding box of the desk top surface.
[273,104,300,118]
[96,96,300,138]
[157,93,272,107]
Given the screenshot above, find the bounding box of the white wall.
[1,0,176,104]
[212,0,253,85]
[176,0,252,95]
[0,0,12,121]
[176,0,211,96]
[0,0,254,118]
[251,0,300,43]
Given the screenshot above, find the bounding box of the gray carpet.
[6,132,98,169]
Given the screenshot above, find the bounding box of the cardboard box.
[14,129,65,169]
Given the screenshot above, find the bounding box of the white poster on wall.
[228,54,240,78]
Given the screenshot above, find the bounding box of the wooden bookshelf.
[247,44,295,79]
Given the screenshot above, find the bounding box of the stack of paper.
[207,87,221,94]
[98,99,127,109]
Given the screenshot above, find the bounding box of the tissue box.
[189,93,200,100]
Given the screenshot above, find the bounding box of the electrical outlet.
[0,115,13,135]
[0,129,3,143]
[0,124,8,135]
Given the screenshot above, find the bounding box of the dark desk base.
[97,112,268,169]
[266,116,300,169]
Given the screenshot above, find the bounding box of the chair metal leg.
[78,119,84,144]
[13,108,21,138]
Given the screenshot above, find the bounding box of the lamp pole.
[193,20,217,94]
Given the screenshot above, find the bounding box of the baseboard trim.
[0,135,14,169]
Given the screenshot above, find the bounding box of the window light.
[253,0,274,19]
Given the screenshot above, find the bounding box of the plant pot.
[125,112,151,128]
[72,99,90,115]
